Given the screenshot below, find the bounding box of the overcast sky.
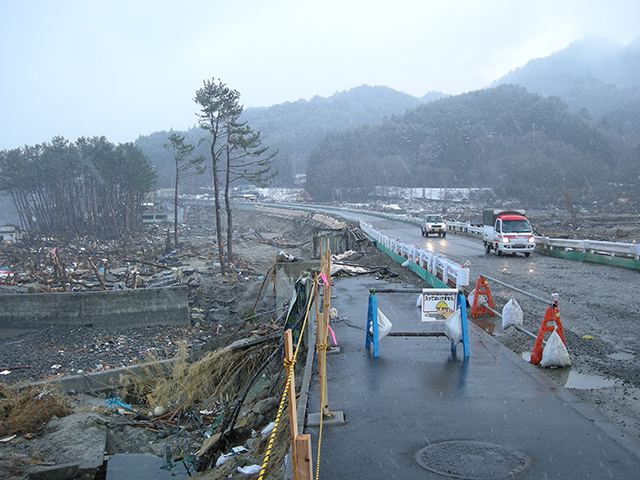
[1,0,640,151]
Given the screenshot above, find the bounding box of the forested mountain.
[241,85,441,182]
[135,85,444,189]
[302,37,640,206]
[127,37,640,208]
[493,36,640,122]
[305,84,638,207]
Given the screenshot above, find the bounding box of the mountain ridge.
[135,35,640,193]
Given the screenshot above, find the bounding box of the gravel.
[0,323,220,385]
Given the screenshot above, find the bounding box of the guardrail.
[447,220,640,258]
[233,201,640,270]
[359,220,470,289]
[446,221,483,236]
[535,237,640,260]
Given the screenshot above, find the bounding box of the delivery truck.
[482,208,535,257]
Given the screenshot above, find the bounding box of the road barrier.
[365,287,470,358]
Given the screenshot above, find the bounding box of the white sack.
[369,309,393,340]
[502,297,524,330]
[444,308,463,345]
[540,329,571,368]
[467,289,476,307]
[468,289,487,309]
[237,465,261,475]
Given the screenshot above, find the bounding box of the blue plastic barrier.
[365,289,470,358]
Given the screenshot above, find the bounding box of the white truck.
[482,208,535,257]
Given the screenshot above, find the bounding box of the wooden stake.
[317,241,334,419]
[285,330,299,478]
[294,434,313,480]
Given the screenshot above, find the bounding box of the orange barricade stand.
[530,302,565,365]
[470,276,495,319]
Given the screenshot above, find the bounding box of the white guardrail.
[535,237,640,260]
[446,220,640,260]
[358,220,470,289]
[322,209,470,289]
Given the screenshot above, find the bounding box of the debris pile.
[0,205,320,479]
[331,250,400,279]
[0,323,224,384]
[0,336,296,480]
[0,204,411,479]
[113,339,294,477]
[0,385,71,436]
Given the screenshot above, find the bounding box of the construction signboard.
[421,288,458,322]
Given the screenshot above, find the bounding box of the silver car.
[421,215,446,237]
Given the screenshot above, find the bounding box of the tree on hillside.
[163,133,206,246]
[305,85,616,205]
[223,118,277,263]
[194,78,242,273]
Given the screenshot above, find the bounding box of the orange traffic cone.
[470,276,495,319]
[530,302,565,365]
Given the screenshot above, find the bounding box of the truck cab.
[482,209,535,257]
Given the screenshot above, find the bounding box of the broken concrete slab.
[0,287,190,338]
[3,412,108,480]
[31,359,176,395]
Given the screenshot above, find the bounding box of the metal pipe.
[480,274,555,305]
[388,332,446,337]
[373,288,424,294]
[513,324,541,342]
[479,298,544,344]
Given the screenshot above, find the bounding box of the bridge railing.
[535,237,640,260]
[446,220,640,261]
[359,220,470,289]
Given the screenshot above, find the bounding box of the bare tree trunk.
[174,162,179,247]
[224,152,233,264]
[212,160,226,273]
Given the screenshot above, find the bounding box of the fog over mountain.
[492,35,640,119]
[132,36,640,197]
[136,86,447,189]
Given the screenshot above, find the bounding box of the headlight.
[528,237,535,243]
[502,237,509,243]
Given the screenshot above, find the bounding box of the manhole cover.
[415,441,531,479]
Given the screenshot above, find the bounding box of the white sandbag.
[444,308,463,345]
[540,329,571,367]
[502,297,523,330]
[237,465,261,474]
[369,309,393,340]
[467,289,476,307]
[468,289,487,309]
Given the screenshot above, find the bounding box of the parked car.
[421,215,446,237]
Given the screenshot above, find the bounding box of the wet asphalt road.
[304,274,640,479]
